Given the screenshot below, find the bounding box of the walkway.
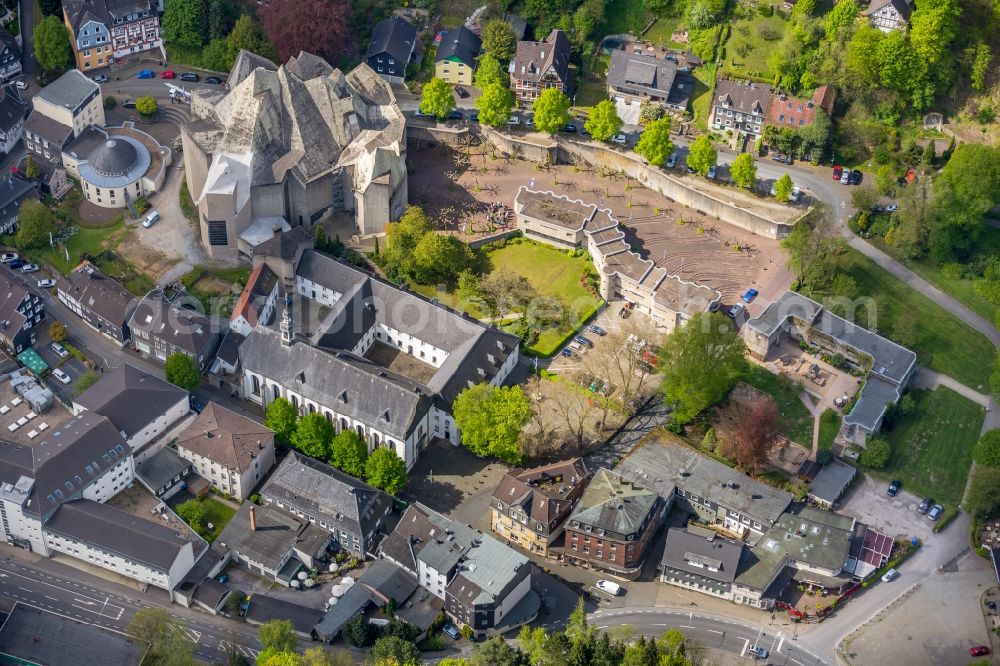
[909,366,992,407]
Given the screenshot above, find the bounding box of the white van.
[142,211,160,228]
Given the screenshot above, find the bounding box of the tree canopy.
[411,233,473,284]
[476,82,515,128]
[164,352,201,391]
[329,430,368,478]
[369,635,421,666]
[34,15,72,76]
[730,153,757,189]
[226,15,278,65]
[15,200,56,250]
[265,397,299,444]
[532,88,572,134]
[584,100,623,143]
[967,466,1000,518]
[474,54,508,89]
[973,430,1000,468]
[162,0,206,50]
[480,19,517,61]
[420,77,456,120]
[259,619,298,654]
[685,135,717,176]
[452,384,532,464]
[292,413,334,460]
[136,96,158,117]
[365,448,407,494]
[781,206,842,293]
[773,174,794,203]
[175,499,205,532]
[127,608,195,666]
[258,0,350,63]
[659,312,746,425]
[634,117,673,166]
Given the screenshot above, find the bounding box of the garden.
[718,6,789,83]
[174,495,237,544]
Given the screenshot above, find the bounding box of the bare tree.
[580,320,663,416]
[720,398,778,472]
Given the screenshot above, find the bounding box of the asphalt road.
[18,0,35,78]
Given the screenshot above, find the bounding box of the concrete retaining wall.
[406,123,472,147]
[479,126,558,164]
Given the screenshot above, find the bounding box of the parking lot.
[34,336,90,404]
[836,474,938,543]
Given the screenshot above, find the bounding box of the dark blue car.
[136,69,154,79]
[742,288,759,303]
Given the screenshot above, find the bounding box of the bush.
[104,95,116,110]
[859,437,890,469]
[135,96,157,117]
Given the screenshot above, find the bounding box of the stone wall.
[479,126,558,164]
[405,123,473,147]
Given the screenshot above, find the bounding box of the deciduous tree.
[532,88,572,134]
[176,499,205,532]
[265,397,299,444]
[452,384,531,463]
[15,200,55,250]
[258,0,350,62]
[474,271,536,319]
[329,430,368,478]
[850,184,878,212]
[481,18,517,61]
[34,15,72,75]
[973,430,1000,468]
[781,205,841,293]
[136,96,158,117]
[369,636,420,666]
[411,233,472,284]
[859,436,891,468]
[48,321,67,343]
[128,608,195,666]
[474,53,508,89]
[259,620,297,653]
[584,99,623,143]
[685,135,717,176]
[470,637,525,666]
[23,155,39,180]
[659,312,746,424]
[773,174,794,202]
[292,413,334,460]
[420,77,456,120]
[365,448,407,494]
[164,352,201,390]
[721,398,778,471]
[824,0,859,38]
[966,466,1000,517]
[634,117,673,166]
[476,82,515,128]
[226,14,278,65]
[162,0,205,50]
[730,153,757,189]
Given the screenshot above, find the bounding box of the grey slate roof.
[192,578,230,610]
[217,502,330,572]
[807,459,856,506]
[135,446,191,492]
[35,69,99,113]
[88,138,138,176]
[74,363,188,440]
[0,176,37,231]
[447,529,530,605]
[45,499,193,572]
[0,604,147,666]
[25,112,73,153]
[57,263,135,328]
[366,16,417,64]
[244,594,322,635]
[567,468,660,537]
[607,49,677,98]
[360,558,419,606]
[743,290,821,338]
[713,79,772,116]
[436,26,481,68]
[313,583,373,640]
[261,452,391,540]
[863,0,912,19]
[128,289,219,360]
[511,30,571,85]
[660,527,744,583]
[0,84,27,134]
[502,13,528,40]
[618,438,793,529]
[253,225,312,261]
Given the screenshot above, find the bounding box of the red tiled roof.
[765,93,816,128]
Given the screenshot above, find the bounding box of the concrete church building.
[181,50,408,259]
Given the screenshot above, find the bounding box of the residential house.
[862,0,912,31]
[63,0,163,72]
[260,451,391,557]
[0,271,44,354]
[0,83,27,154]
[501,13,527,40]
[0,175,38,236]
[742,291,917,444]
[0,29,21,83]
[216,503,331,584]
[807,459,857,510]
[228,264,279,337]
[490,458,589,557]
[72,362,190,457]
[175,402,276,501]
[563,469,667,578]
[606,49,694,111]
[711,79,772,138]
[24,70,104,162]
[56,262,136,346]
[379,502,539,638]
[128,288,221,369]
[434,26,481,86]
[510,30,571,103]
[366,16,417,84]
[658,526,746,602]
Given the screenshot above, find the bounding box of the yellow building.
[490,459,589,557]
[434,26,480,86]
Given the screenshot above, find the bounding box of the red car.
[970,646,991,657]
[833,165,843,180]
[160,70,175,79]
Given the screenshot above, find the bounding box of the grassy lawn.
[91,251,155,296]
[741,364,814,446]
[36,221,131,275]
[601,0,655,35]
[818,409,840,451]
[719,13,788,83]
[410,239,603,356]
[198,497,237,544]
[878,388,984,507]
[815,246,997,390]
[574,53,611,112]
[691,62,717,130]
[644,17,684,45]
[871,226,1000,324]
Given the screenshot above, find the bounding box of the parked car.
[927,503,943,521]
[469,112,479,123]
[561,347,575,358]
[13,80,27,90]
[446,110,463,121]
[8,259,24,269]
[0,252,18,263]
[216,573,229,584]
[93,75,109,84]
[454,85,469,98]
[52,368,71,384]
[122,99,136,108]
[918,497,933,514]
[772,153,792,164]
[596,580,622,596]
[728,303,744,318]
[573,335,594,348]
[886,204,899,212]
[20,263,38,273]
[747,645,769,660]
[524,115,535,127]
[850,169,863,185]
[986,600,997,610]
[37,279,56,288]
[970,646,991,657]
[881,568,899,583]
[136,69,154,79]
[180,72,199,82]
[587,324,606,336]
[742,288,759,303]
[507,115,520,126]
[160,70,175,79]
[666,152,678,168]
[50,342,68,359]
[142,211,160,228]
[443,624,461,640]
[611,133,627,145]
[560,123,577,133]
[706,165,717,179]
[789,186,802,203]
[887,479,901,496]
[205,76,223,84]
[189,395,205,413]
[619,306,630,319]
[833,165,844,180]
[840,170,851,185]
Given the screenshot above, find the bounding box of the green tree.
[14,200,56,250]
[34,15,72,75]
[659,311,746,425]
[258,649,302,666]
[973,430,1000,468]
[730,153,757,189]
[104,95,117,110]
[457,270,480,302]
[365,448,407,494]
[532,88,572,134]
[23,155,39,180]
[368,636,420,666]
[164,352,201,390]
[341,613,371,648]
[851,185,879,212]
[226,15,278,65]
[781,206,841,292]
[128,608,196,666]
[176,499,206,532]
[384,206,432,276]
[969,42,992,92]
[685,135,717,176]
[420,77,456,120]
[773,174,794,202]
[634,117,673,166]
[265,397,299,443]
[162,0,206,50]
[136,96,158,117]
[259,619,297,653]
[481,18,517,61]
[470,637,525,666]
[967,466,1000,518]
[303,648,353,666]
[474,53,508,89]
[329,430,368,478]
[48,321,67,343]
[452,384,532,463]
[477,82,516,128]
[412,233,472,284]
[929,143,1000,262]
[292,412,334,459]
[824,0,859,38]
[584,99,623,143]
[200,38,232,72]
[859,436,891,468]
[564,598,592,645]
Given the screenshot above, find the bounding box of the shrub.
[104,95,116,110]
[859,437,890,469]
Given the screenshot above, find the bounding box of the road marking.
[596,625,608,630]
[17,587,31,592]
[739,639,749,657]
[218,641,259,658]
[43,596,58,601]
[705,628,723,634]
[777,634,785,652]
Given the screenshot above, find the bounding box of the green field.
[816,246,997,389]
[741,364,814,446]
[196,497,237,543]
[878,388,984,507]
[410,239,603,356]
[818,409,841,451]
[691,62,717,130]
[36,221,131,275]
[719,13,788,83]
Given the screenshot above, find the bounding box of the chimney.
[249,505,257,531]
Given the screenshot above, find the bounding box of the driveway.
[837,474,936,542]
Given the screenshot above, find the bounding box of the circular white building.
[62,125,171,209]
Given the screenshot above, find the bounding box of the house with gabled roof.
[128,288,220,369]
[510,29,571,103]
[862,0,912,31]
[56,261,136,346]
[0,29,21,83]
[435,26,481,85]
[366,16,417,84]
[711,79,773,138]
